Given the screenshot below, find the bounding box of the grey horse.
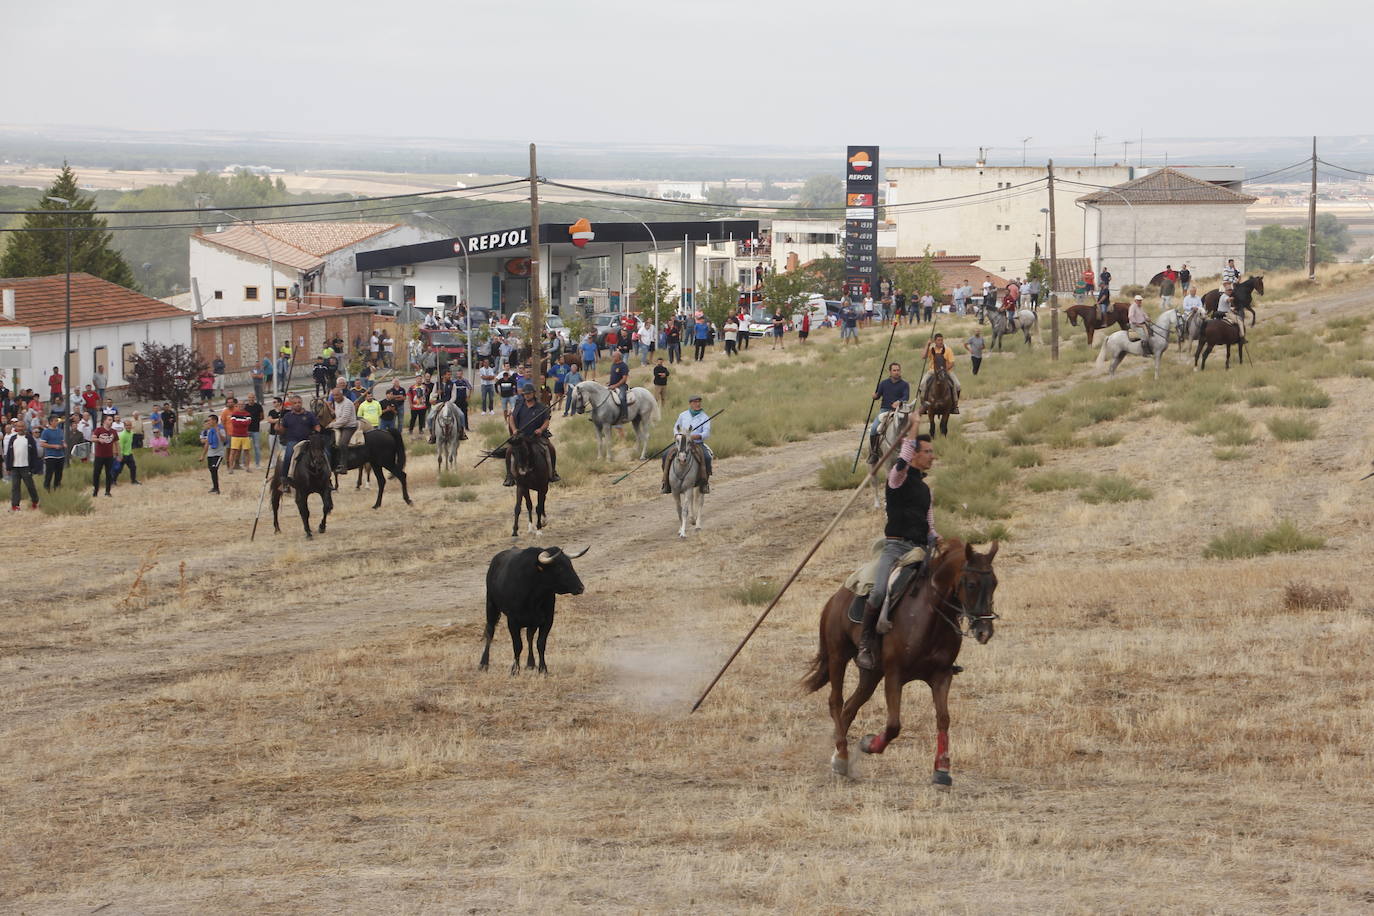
[666,430,705,538]
[570,380,661,460]
[429,399,465,473]
[867,400,915,509]
[988,308,1038,350]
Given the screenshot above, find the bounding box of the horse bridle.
[936,567,999,637]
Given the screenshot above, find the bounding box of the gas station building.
[354,219,760,317]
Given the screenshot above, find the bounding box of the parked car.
[591,313,622,349]
[506,311,572,343]
[421,329,467,362]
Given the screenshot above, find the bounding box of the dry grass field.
[4,271,1374,914]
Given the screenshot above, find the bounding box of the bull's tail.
[389,427,407,470]
[801,613,832,694]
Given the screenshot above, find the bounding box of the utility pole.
[1307,136,1318,281]
[528,142,543,372]
[1048,159,1059,361]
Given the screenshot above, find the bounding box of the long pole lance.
[1360,470,1374,482]
[611,407,726,485]
[250,435,281,542]
[691,428,910,713]
[850,315,901,473]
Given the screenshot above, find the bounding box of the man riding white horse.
[868,362,910,460]
[606,350,631,424]
[504,382,560,486]
[661,395,712,494]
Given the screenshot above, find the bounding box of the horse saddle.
[844,538,928,622]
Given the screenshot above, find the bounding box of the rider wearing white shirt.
[1128,295,1153,356]
[661,395,712,494]
[1181,287,1203,315]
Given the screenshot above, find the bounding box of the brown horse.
[1194,317,1246,370]
[804,540,999,786]
[1200,276,1263,327]
[1064,303,1129,345]
[921,365,957,437]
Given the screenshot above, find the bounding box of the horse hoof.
[859,734,878,755]
[509,664,520,676]
[932,769,953,787]
[830,751,850,777]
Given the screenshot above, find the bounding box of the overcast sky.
[7,0,1367,156]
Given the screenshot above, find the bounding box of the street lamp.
[215,210,280,392]
[600,207,660,330]
[1022,137,1033,167]
[45,196,72,414]
[1080,189,1136,288]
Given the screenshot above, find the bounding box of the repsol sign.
[463,227,530,253]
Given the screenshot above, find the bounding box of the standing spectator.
[964,330,986,376]
[736,310,751,350]
[638,321,655,366]
[160,403,177,445]
[692,314,710,361]
[862,293,874,326]
[6,419,41,510]
[407,376,431,437]
[368,331,382,367]
[244,393,265,467]
[117,421,141,485]
[562,362,582,416]
[278,339,293,384]
[652,357,670,406]
[723,316,739,356]
[383,333,395,370]
[48,366,65,405]
[384,378,407,429]
[91,364,107,400]
[101,398,119,422]
[770,310,785,350]
[498,336,514,371]
[921,292,936,323]
[39,415,66,491]
[893,290,907,323]
[226,399,252,471]
[579,335,598,379]
[265,397,284,459]
[1098,266,1112,292]
[665,315,683,364]
[250,360,265,402]
[496,370,518,415]
[951,284,964,316]
[260,354,274,396]
[1097,283,1112,321]
[199,414,226,494]
[1160,265,1177,309]
[81,385,100,424]
[1178,264,1192,293]
[547,359,569,412]
[840,300,859,345]
[1027,277,1041,309]
[798,309,811,344]
[198,368,215,406]
[211,354,226,396]
[356,388,382,431]
[312,358,330,399]
[90,416,118,497]
[325,352,340,391]
[1082,268,1095,298]
[478,359,497,414]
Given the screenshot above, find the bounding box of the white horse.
[429,399,465,472]
[989,308,1038,349]
[867,400,915,509]
[666,430,705,538]
[570,380,661,460]
[1096,309,1180,380]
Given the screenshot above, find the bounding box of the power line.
[1316,158,1374,178]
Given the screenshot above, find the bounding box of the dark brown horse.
[1194,317,1246,370]
[1200,276,1264,326]
[271,432,334,538]
[804,540,999,786]
[1064,303,1129,345]
[921,365,957,437]
[509,434,551,537]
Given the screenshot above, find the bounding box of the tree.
[793,254,846,298]
[796,174,844,210]
[698,281,740,333]
[886,248,944,299]
[631,263,676,324]
[759,269,814,316]
[1316,213,1352,255]
[1026,256,1049,285]
[1246,224,1333,271]
[1,164,136,287]
[126,342,207,409]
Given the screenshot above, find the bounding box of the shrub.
[1213,447,1248,461]
[1078,475,1152,504]
[730,579,776,606]
[1009,447,1043,468]
[1188,410,1254,446]
[1026,470,1078,492]
[1282,581,1351,612]
[962,522,1011,544]
[1276,380,1331,409]
[1266,415,1317,441]
[817,455,867,491]
[1349,362,1374,379]
[40,485,94,517]
[1244,389,1277,407]
[1090,431,1124,447]
[1204,520,1324,559]
[437,470,470,488]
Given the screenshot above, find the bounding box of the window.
[122,343,136,379]
[275,287,288,301]
[213,290,223,300]
[245,286,259,301]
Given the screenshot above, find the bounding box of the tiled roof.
[0,274,192,333]
[194,225,323,271]
[1054,258,1091,293]
[258,222,399,257]
[193,221,401,271]
[1076,168,1257,205]
[881,255,1010,293]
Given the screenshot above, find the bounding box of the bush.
[1188,410,1254,446]
[1078,475,1152,504]
[1276,380,1331,409]
[962,521,1011,544]
[437,470,470,488]
[1266,415,1317,441]
[1245,389,1277,407]
[1009,447,1043,468]
[730,579,776,606]
[1204,520,1324,559]
[1282,581,1351,611]
[176,428,201,448]
[40,484,93,516]
[1026,469,1078,492]
[1090,431,1124,447]
[1213,447,1249,461]
[817,455,866,491]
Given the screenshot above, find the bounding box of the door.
[92,345,108,382]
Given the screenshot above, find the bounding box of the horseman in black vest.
[853,424,941,670]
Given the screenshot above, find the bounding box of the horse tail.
[801,599,834,693]
[389,427,406,470]
[648,391,662,425]
[1095,332,1112,366]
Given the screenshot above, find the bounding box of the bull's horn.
[565,545,590,559]
[538,548,562,565]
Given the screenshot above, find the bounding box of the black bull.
[336,427,412,509]
[480,546,588,675]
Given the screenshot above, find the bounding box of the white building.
[189,221,440,319]
[1078,168,1257,287]
[0,273,193,394]
[887,163,1133,277]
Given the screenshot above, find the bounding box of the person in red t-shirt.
[1082,269,1095,295]
[48,367,64,404]
[227,403,253,470]
[81,385,100,424]
[90,416,119,496]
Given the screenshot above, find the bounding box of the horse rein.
[935,568,999,638]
